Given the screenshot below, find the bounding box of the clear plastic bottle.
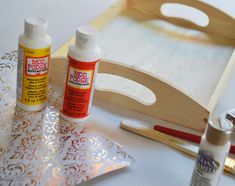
[17,17,51,111]
[190,118,233,186]
[60,25,101,122]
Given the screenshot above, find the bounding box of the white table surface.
[1,0,235,185]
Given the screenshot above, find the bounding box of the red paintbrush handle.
[230,145,235,153]
[154,125,235,154]
[154,125,201,143]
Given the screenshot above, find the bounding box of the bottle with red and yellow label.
[60,26,101,122]
[17,17,51,111]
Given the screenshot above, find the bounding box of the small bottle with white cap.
[190,118,233,186]
[17,17,51,111]
[60,25,101,122]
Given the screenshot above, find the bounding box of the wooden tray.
[51,0,235,131]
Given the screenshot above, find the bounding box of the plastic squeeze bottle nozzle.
[60,25,101,122]
[17,17,51,111]
[190,118,233,186]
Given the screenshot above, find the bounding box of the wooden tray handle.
[129,0,235,40]
[96,58,209,131]
[50,57,209,131]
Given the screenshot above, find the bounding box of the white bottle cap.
[24,17,48,40]
[75,25,98,50]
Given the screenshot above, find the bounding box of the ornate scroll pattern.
[0,51,17,159]
[0,52,134,185]
[0,50,18,61]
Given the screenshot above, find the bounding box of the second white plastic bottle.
[190,118,233,186]
[60,25,101,122]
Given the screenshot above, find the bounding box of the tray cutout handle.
[129,0,235,39]
[160,3,209,28]
[96,73,156,106]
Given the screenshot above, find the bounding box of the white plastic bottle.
[60,25,101,122]
[17,17,51,111]
[190,118,233,186]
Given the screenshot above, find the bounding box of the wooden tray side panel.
[95,58,209,131]
[207,51,235,112]
[49,57,209,131]
[128,0,235,40]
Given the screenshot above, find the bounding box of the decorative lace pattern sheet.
[0,51,134,186]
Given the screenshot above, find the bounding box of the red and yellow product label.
[17,44,50,105]
[61,56,99,119]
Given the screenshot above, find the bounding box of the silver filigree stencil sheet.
[0,50,17,158]
[0,51,134,186]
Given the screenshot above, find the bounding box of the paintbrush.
[120,120,235,175]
